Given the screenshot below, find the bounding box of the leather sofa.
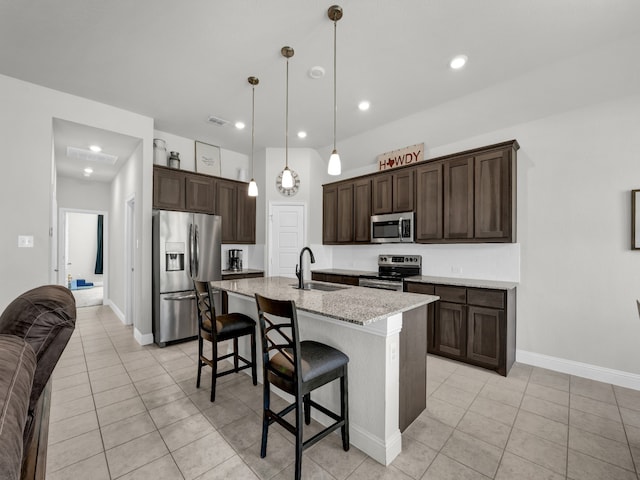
[0,286,76,480]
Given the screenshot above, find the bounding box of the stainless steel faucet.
[296,247,316,289]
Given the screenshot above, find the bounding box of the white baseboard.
[134,328,154,346]
[104,299,128,324]
[517,349,640,390]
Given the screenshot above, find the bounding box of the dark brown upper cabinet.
[415,162,443,241]
[337,183,354,243]
[474,148,514,241]
[323,185,338,244]
[353,179,372,243]
[443,156,474,240]
[153,166,186,211]
[216,178,257,244]
[372,170,414,215]
[185,173,215,213]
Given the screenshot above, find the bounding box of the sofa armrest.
[0,335,37,480]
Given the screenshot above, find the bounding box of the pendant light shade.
[247,76,259,197]
[281,46,295,189]
[328,5,343,176]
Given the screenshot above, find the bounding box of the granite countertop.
[221,269,264,276]
[404,275,518,290]
[311,268,378,277]
[209,276,437,326]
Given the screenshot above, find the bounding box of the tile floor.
[46,305,640,479]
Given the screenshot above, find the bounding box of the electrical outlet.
[18,235,34,248]
[451,266,462,274]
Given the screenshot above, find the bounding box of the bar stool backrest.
[254,294,303,390]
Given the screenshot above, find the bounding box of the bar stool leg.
[250,331,257,385]
[303,393,311,425]
[211,341,218,402]
[260,381,271,458]
[196,335,203,388]
[295,394,304,480]
[341,369,350,451]
[233,337,239,371]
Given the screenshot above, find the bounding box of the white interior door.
[269,204,305,278]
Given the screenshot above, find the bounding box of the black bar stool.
[193,281,257,402]
[254,293,349,480]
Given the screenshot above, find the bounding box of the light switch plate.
[18,235,34,248]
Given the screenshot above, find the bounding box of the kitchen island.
[209,276,438,465]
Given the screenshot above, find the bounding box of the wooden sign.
[377,143,424,171]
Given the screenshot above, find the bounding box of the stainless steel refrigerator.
[152,210,222,347]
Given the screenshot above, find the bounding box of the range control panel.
[378,255,422,267]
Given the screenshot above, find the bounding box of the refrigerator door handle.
[163,293,196,301]
[188,222,194,278]
[194,224,200,278]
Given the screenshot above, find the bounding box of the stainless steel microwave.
[371,212,414,243]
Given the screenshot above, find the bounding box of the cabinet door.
[474,149,512,241]
[405,282,436,353]
[337,183,354,243]
[444,156,474,239]
[236,183,256,244]
[435,302,466,358]
[216,180,237,243]
[415,163,443,240]
[153,167,185,210]
[393,170,414,212]
[372,175,393,215]
[322,185,338,244]
[354,179,371,242]
[467,306,503,368]
[185,174,215,213]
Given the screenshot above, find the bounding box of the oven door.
[358,277,403,291]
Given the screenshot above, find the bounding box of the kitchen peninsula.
[209,276,438,465]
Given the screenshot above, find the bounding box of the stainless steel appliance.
[152,210,222,347]
[358,254,422,291]
[227,249,243,271]
[371,212,414,243]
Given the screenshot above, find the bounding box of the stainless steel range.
[358,254,422,291]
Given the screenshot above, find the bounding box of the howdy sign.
[377,143,424,171]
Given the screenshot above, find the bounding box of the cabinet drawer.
[467,288,505,309]
[405,282,435,295]
[435,285,466,303]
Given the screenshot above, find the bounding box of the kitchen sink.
[292,282,350,292]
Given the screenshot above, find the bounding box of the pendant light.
[327,5,343,176]
[247,76,259,197]
[280,46,295,189]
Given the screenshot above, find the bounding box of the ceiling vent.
[66,146,118,164]
[207,115,230,127]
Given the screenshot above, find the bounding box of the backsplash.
[326,243,520,282]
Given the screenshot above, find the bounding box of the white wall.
[57,177,111,211]
[0,74,154,336]
[67,212,102,285]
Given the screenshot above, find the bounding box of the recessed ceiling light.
[89,145,102,152]
[450,55,468,69]
[235,121,245,130]
[358,101,370,111]
[297,131,307,139]
[84,167,93,174]
[83,172,91,177]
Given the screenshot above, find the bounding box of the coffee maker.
[228,249,243,272]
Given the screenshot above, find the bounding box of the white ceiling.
[2,0,640,180]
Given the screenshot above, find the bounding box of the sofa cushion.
[0,285,76,411]
[0,335,37,480]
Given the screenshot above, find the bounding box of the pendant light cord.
[285,55,289,169]
[251,83,255,176]
[333,17,337,152]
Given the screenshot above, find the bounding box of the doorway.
[59,208,108,307]
[125,196,136,325]
[268,203,305,277]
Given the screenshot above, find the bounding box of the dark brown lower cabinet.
[310,272,359,286]
[405,281,516,376]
